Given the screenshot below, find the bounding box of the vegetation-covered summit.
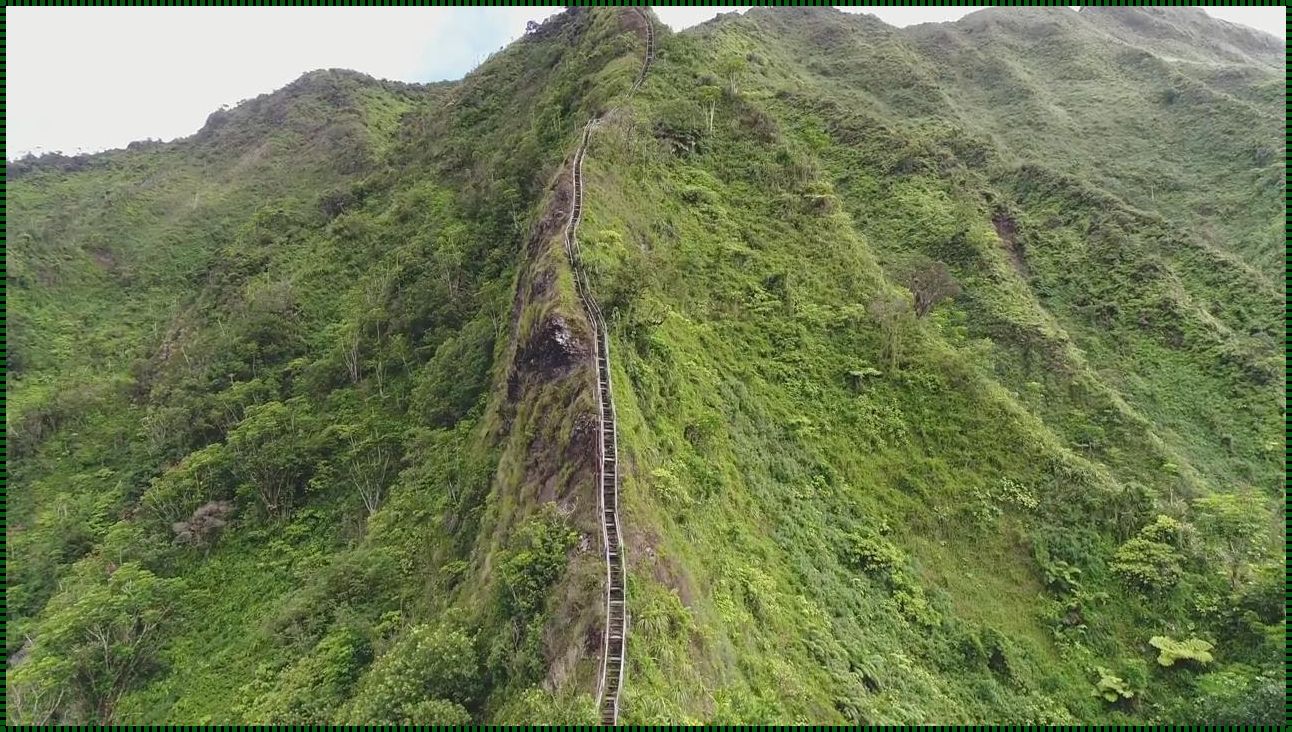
[7,7,1284,725]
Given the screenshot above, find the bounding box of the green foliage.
[1190,489,1269,589]
[841,531,938,626]
[6,6,1283,725]
[342,620,481,723]
[1149,635,1214,668]
[322,412,404,516]
[717,52,748,96]
[243,624,373,722]
[497,686,598,724]
[10,564,183,722]
[1111,516,1187,592]
[1184,665,1284,724]
[867,290,915,371]
[226,399,325,518]
[1092,666,1134,703]
[497,508,579,619]
[140,443,232,530]
[410,317,495,427]
[968,477,1039,524]
[1138,514,1185,545]
[841,530,904,576]
[1110,537,1182,592]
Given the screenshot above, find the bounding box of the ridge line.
[561,8,653,726]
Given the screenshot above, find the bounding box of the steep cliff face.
[7,7,1284,725]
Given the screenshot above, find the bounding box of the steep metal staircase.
[563,121,626,727]
[631,8,655,93]
[559,7,653,726]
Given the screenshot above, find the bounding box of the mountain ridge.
[7,6,1283,725]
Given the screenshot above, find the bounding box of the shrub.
[243,625,372,722]
[11,564,183,721]
[1187,666,1283,724]
[654,99,704,154]
[1111,537,1182,592]
[342,621,481,723]
[1093,666,1134,703]
[1138,514,1186,545]
[969,477,1039,524]
[842,531,903,576]
[497,508,579,619]
[226,399,323,518]
[841,531,938,626]
[1111,515,1188,592]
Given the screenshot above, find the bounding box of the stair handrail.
[562,9,653,724]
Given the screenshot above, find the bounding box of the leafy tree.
[868,290,915,371]
[329,415,403,516]
[1138,513,1188,546]
[698,84,722,134]
[11,564,182,721]
[342,621,481,724]
[717,52,747,96]
[226,399,322,518]
[1111,536,1182,592]
[1110,515,1186,592]
[8,652,73,725]
[904,258,961,317]
[1191,490,1268,590]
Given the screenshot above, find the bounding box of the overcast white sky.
[8,5,1285,158]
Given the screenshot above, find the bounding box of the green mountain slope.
[7,7,1284,725]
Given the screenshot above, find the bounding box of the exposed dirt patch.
[651,548,698,610]
[500,171,574,394]
[993,210,1030,278]
[524,314,584,377]
[532,176,574,258]
[566,412,599,474]
[627,520,697,609]
[500,167,583,415]
[89,247,116,271]
[508,313,588,405]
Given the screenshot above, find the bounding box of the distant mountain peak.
[1080,5,1284,68]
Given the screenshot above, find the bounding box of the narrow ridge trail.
[560,7,653,726]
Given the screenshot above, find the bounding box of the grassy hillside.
[7,7,1284,725]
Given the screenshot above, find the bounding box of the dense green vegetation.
[7,7,1283,724]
